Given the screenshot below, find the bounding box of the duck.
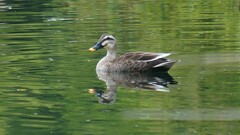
[89,34,177,72]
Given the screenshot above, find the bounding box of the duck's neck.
[106,49,117,61]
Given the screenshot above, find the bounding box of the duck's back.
[97,52,177,72]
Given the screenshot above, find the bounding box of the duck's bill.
[89,42,103,51]
[89,48,96,51]
[88,88,96,94]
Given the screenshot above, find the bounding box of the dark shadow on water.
[89,71,178,104]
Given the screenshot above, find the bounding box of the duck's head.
[89,34,116,51]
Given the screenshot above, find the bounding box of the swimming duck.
[89,34,177,72]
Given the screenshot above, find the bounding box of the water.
[0,0,239,135]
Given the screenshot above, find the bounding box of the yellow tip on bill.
[89,48,96,52]
[88,89,95,94]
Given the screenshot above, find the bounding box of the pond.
[0,0,239,135]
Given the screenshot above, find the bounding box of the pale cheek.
[102,41,108,46]
[106,44,115,50]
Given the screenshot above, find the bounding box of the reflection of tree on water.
[89,71,178,104]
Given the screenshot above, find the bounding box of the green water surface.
[0,0,239,135]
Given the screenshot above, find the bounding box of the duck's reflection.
[89,71,178,104]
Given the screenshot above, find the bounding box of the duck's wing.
[118,52,171,61]
[115,52,176,72]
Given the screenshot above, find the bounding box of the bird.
[89,34,177,72]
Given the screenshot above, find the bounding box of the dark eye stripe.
[100,36,115,43]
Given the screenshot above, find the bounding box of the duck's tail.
[151,59,179,72]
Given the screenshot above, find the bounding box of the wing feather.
[119,52,171,62]
[113,52,176,72]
